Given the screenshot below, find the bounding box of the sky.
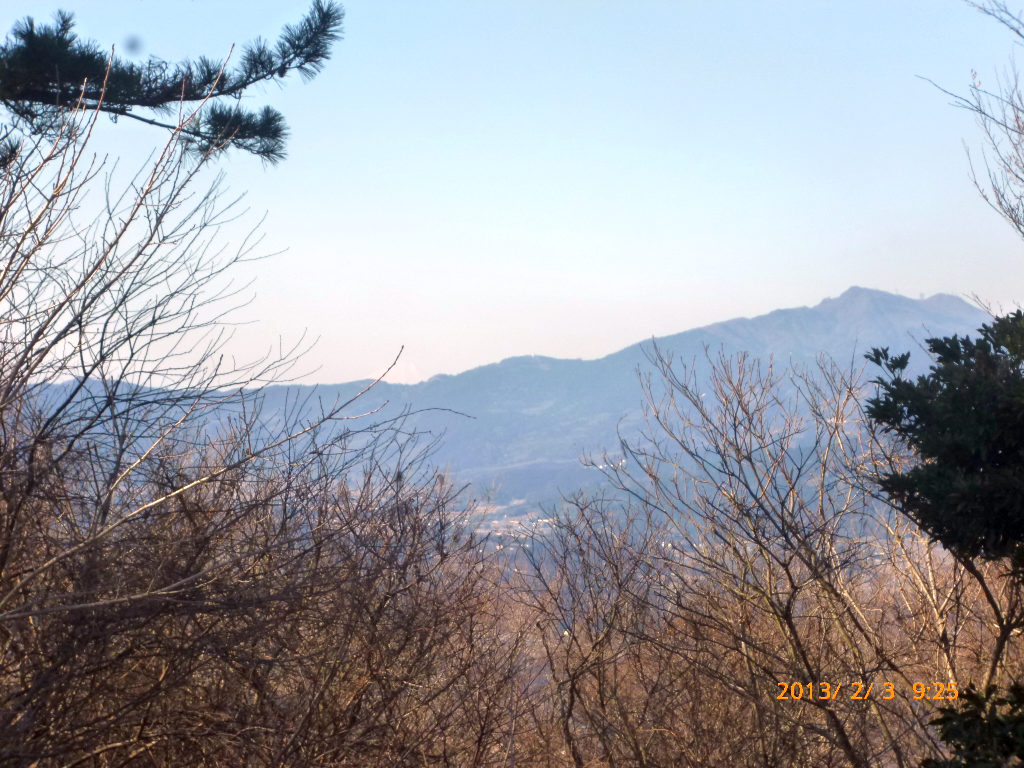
[10,1,1024,383]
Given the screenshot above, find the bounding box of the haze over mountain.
[262,288,991,515]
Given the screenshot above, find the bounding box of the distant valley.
[257,287,991,521]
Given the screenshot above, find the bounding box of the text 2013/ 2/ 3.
[776,682,959,701]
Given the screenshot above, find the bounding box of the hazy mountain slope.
[259,288,991,507]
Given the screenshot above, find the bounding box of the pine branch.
[0,1,343,162]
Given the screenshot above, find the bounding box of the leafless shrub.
[509,347,1024,768]
[937,2,1024,245]
[0,79,522,768]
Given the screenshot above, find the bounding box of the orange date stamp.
[777,681,959,702]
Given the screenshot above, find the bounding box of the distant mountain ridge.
[259,288,991,511]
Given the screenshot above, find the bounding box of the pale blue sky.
[12,1,1024,382]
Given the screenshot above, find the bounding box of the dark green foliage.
[923,685,1024,768]
[0,2,343,162]
[865,311,1024,566]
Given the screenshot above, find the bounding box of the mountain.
[258,288,991,516]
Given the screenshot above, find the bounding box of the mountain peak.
[263,285,993,509]
[818,286,970,310]
[811,287,984,327]
[818,286,912,307]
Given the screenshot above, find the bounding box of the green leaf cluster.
[866,311,1024,566]
[923,685,1024,768]
[0,1,343,163]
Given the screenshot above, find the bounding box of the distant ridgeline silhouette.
[252,288,991,518]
